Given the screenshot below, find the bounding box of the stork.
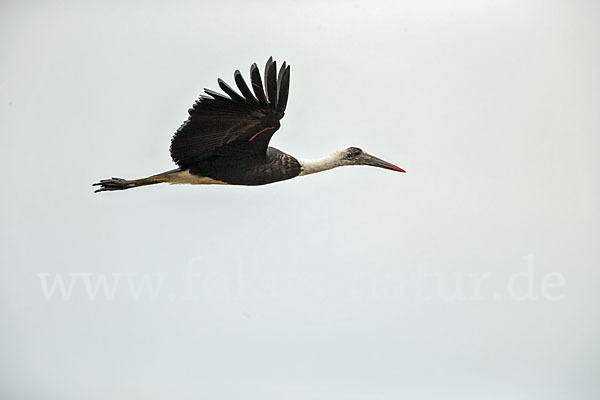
[93,58,405,192]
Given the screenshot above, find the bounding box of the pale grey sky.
[1,1,599,399]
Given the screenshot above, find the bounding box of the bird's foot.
[92,177,136,192]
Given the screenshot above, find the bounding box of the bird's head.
[339,147,406,172]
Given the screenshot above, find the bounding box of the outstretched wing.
[170,57,291,167]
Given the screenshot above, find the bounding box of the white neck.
[297,152,345,176]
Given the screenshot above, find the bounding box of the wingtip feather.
[250,62,267,105]
[234,69,258,104]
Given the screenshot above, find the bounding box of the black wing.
[170,57,291,167]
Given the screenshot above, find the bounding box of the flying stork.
[93,57,405,192]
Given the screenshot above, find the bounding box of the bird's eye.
[354,151,361,156]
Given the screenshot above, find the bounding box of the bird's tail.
[93,169,182,193]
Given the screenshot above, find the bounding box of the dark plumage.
[93,57,404,193]
[169,57,290,168]
[190,147,301,186]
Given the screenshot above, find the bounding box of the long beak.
[364,154,406,173]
